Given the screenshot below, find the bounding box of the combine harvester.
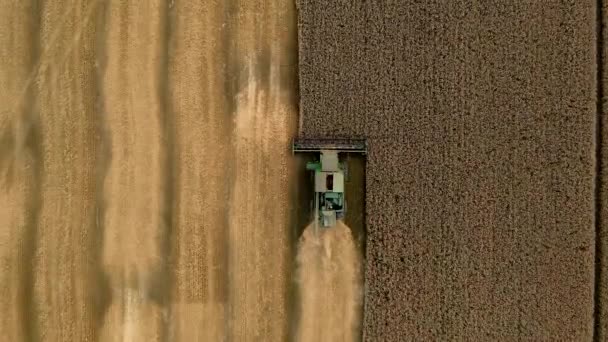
[292,138,367,231]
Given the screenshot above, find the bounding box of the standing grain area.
[0,0,299,341]
[298,0,599,341]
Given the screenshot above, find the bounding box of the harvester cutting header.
[292,138,367,229]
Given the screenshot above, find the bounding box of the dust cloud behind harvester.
[294,221,364,342]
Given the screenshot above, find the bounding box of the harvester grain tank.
[292,138,367,229]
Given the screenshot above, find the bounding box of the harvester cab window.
[326,174,334,191]
[323,193,342,211]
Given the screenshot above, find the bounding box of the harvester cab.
[292,138,367,229]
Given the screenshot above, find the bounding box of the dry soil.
[298,1,597,340]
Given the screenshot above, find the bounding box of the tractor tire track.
[91,0,112,340]
[156,1,174,342]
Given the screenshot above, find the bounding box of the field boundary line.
[594,0,605,341]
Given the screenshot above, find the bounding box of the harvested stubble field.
[0,0,311,341]
[299,0,602,340]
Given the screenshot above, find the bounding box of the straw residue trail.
[228,65,291,340]
[295,221,363,342]
[99,1,166,341]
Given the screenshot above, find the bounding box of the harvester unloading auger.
[292,138,367,230]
